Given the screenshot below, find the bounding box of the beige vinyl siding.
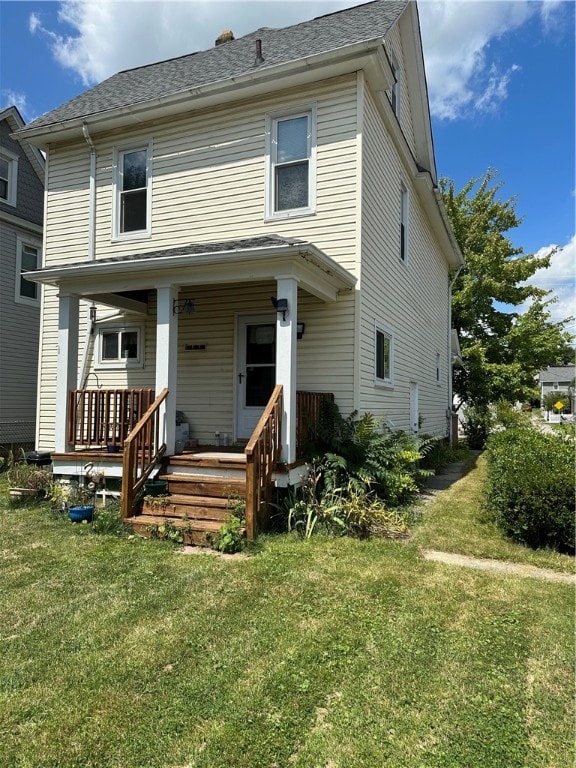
[37,75,360,448]
[359,86,449,435]
[385,26,417,158]
[0,222,41,443]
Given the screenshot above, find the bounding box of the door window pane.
[247,325,275,364]
[246,366,275,407]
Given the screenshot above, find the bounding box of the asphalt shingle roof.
[538,366,575,383]
[24,0,407,131]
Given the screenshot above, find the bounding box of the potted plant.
[7,452,52,499]
[65,483,96,522]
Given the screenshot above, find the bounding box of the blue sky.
[1,0,574,327]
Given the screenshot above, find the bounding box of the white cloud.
[0,90,32,121]
[521,235,576,327]
[29,0,565,120]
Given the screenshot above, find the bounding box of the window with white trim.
[0,149,18,206]
[390,53,400,117]
[375,322,393,386]
[266,108,316,218]
[113,143,152,238]
[15,238,41,305]
[400,183,409,263]
[96,325,144,369]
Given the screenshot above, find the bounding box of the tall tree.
[442,170,574,406]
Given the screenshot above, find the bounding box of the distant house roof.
[21,0,407,132]
[538,366,576,384]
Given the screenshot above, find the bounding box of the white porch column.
[275,277,298,463]
[55,292,80,453]
[156,286,178,455]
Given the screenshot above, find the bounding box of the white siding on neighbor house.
[0,222,41,443]
[358,85,450,436]
[37,75,360,449]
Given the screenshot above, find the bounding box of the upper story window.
[375,321,394,387]
[113,142,152,239]
[390,53,400,117]
[265,107,316,219]
[0,149,18,207]
[400,183,409,263]
[15,238,41,306]
[96,324,144,369]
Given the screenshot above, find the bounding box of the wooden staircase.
[126,451,247,546]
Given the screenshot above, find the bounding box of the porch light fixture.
[173,298,195,315]
[297,322,305,339]
[271,297,288,321]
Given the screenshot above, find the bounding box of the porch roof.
[27,235,356,303]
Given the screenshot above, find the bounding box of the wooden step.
[126,513,229,547]
[142,494,231,521]
[169,452,246,471]
[159,473,246,498]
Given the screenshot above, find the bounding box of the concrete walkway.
[422,549,575,585]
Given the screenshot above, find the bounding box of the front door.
[236,316,276,440]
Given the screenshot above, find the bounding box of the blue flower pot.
[68,505,95,523]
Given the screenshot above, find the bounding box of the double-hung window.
[97,325,144,369]
[400,183,409,263]
[15,238,40,305]
[113,143,152,238]
[266,108,316,218]
[375,322,394,387]
[0,149,18,206]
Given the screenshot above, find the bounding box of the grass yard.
[0,468,574,768]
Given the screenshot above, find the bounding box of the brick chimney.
[215,30,235,46]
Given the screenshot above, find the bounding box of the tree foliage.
[442,170,574,406]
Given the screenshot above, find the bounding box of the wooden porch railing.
[296,390,335,458]
[121,388,169,519]
[244,384,283,541]
[67,388,156,448]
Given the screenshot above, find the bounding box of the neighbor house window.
[266,107,316,218]
[96,325,144,368]
[0,149,18,206]
[375,322,393,386]
[400,183,409,262]
[113,143,152,238]
[15,238,40,305]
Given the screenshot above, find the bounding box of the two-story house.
[0,106,45,455]
[15,0,463,539]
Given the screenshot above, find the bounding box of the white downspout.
[77,122,98,388]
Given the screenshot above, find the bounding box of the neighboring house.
[538,366,575,407]
[0,106,45,454]
[15,0,463,536]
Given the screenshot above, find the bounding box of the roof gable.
[0,106,45,182]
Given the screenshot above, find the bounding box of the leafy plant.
[210,495,246,553]
[91,501,126,536]
[147,519,185,545]
[143,493,171,511]
[461,404,493,449]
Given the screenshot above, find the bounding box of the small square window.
[97,326,143,368]
[375,322,393,386]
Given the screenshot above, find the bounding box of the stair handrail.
[244,384,283,540]
[121,388,169,519]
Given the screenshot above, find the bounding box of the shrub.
[461,404,493,448]
[485,428,575,554]
[91,502,126,536]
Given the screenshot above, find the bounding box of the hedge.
[485,428,575,554]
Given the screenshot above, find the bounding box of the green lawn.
[0,473,574,768]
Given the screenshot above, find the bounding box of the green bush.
[485,428,575,554]
[461,404,493,448]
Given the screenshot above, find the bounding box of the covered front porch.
[30,236,355,538]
